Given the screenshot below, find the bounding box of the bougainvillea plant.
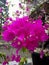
[2,16,49,65]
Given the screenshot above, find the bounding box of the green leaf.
[19,62,24,65]
[20,57,27,64]
[0,53,6,60]
[45,53,48,56]
[21,47,28,53]
[0,35,2,39]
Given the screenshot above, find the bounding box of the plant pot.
[32,52,49,65]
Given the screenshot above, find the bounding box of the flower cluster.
[2,54,20,65]
[2,16,48,63]
[2,16,48,51]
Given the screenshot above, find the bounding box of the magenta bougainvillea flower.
[2,16,48,62]
[40,50,44,59]
[2,61,8,65]
[2,16,48,50]
[2,30,16,42]
[44,23,49,30]
[26,6,30,12]
[11,54,20,62]
[0,7,2,12]
[19,3,23,9]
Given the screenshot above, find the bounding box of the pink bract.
[11,54,20,62]
[2,16,48,51]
